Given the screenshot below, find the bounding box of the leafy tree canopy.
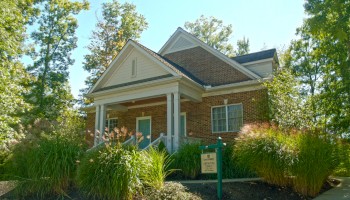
[184,15,250,57]
[27,0,89,120]
[80,0,148,105]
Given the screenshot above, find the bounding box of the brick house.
[84,27,278,152]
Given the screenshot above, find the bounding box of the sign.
[201,152,217,173]
[200,137,226,200]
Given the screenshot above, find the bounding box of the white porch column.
[173,92,181,151]
[94,105,101,146]
[99,104,107,144]
[166,93,173,152]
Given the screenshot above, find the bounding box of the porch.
[88,78,203,152]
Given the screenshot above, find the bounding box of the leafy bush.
[76,144,143,200]
[291,132,339,197]
[222,143,256,178]
[172,142,202,179]
[333,142,350,176]
[143,181,201,200]
[141,147,174,190]
[7,134,85,198]
[234,123,340,197]
[234,124,293,186]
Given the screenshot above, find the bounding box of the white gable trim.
[241,58,273,66]
[88,40,180,95]
[159,27,261,80]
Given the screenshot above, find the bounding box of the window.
[131,58,137,77]
[212,104,243,133]
[105,118,118,132]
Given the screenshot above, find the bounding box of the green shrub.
[141,147,174,190]
[172,142,202,179]
[291,132,339,197]
[222,143,256,178]
[144,182,201,200]
[7,134,85,198]
[333,142,350,176]
[76,144,143,200]
[235,123,341,197]
[234,124,292,186]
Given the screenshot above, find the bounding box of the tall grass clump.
[172,142,202,179]
[222,143,256,178]
[234,123,293,186]
[7,134,85,198]
[76,144,143,200]
[291,132,339,197]
[141,147,174,190]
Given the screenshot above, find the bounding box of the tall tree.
[27,0,89,120]
[302,0,350,134]
[81,0,148,105]
[184,15,235,56]
[0,0,35,153]
[236,37,250,56]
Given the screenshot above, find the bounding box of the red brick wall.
[164,46,252,86]
[85,89,268,146]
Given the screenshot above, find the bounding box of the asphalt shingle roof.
[232,48,276,64]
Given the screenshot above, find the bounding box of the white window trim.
[105,117,118,131]
[136,116,152,141]
[211,103,243,133]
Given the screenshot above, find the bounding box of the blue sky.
[69,0,305,98]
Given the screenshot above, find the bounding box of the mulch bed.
[184,179,339,200]
[0,179,339,200]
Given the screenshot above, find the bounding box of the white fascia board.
[89,76,181,99]
[204,77,271,92]
[241,58,273,66]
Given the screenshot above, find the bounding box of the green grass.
[171,142,202,179]
[222,143,256,178]
[76,144,143,200]
[234,125,292,186]
[7,135,85,199]
[141,147,174,190]
[291,132,339,197]
[234,123,341,197]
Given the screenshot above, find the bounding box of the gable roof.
[232,48,276,64]
[132,40,206,85]
[159,27,261,80]
[88,39,204,95]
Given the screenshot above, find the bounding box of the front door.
[136,117,151,149]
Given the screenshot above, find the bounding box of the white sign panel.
[201,152,217,173]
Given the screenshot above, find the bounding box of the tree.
[27,0,89,120]
[184,15,235,56]
[80,0,147,105]
[184,15,250,57]
[236,37,250,56]
[264,68,313,130]
[299,1,350,134]
[0,0,35,158]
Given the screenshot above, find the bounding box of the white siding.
[244,61,273,78]
[103,50,170,87]
[164,36,197,54]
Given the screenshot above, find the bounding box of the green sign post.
[200,137,226,200]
